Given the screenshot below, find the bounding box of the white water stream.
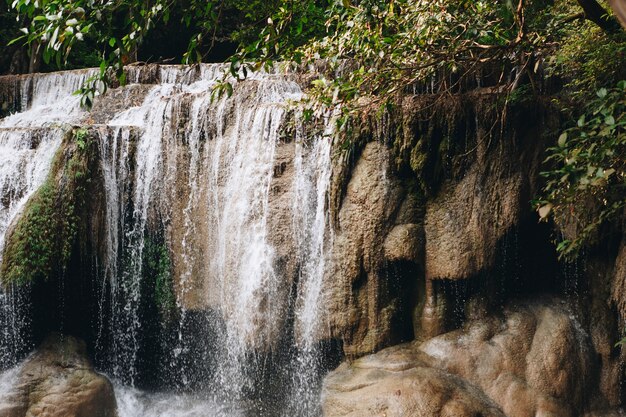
[0,65,334,416]
[0,70,94,368]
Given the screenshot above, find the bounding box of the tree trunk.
[577,0,622,33]
[28,42,42,74]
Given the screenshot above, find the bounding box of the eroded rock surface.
[323,300,617,417]
[0,334,117,417]
[323,344,505,417]
[422,112,545,282]
[324,141,423,356]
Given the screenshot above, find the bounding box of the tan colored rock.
[611,238,626,324]
[0,334,117,417]
[424,164,523,280]
[383,224,423,263]
[324,141,423,356]
[322,343,505,417]
[324,299,614,417]
[420,300,593,417]
[422,102,548,282]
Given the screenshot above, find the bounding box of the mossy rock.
[1,127,97,286]
[142,233,176,320]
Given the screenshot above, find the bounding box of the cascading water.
[9,64,338,416]
[287,120,334,415]
[0,70,93,369]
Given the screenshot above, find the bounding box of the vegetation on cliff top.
[2,0,625,257]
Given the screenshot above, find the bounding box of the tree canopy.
[2,0,625,258]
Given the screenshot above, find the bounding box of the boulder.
[420,300,594,417]
[323,299,615,417]
[322,343,505,417]
[0,334,117,417]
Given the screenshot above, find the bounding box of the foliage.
[547,17,626,99]
[0,128,95,285]
[536,82,626,258]
[221,0,573,138]
[6,0,328,105]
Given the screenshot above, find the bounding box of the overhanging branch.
[576,0,622,34]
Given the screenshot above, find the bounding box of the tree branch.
[576,0,622,34]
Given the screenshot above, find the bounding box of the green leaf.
[7,35,27,46]
[597,88,608,98]
[42,47,51,64]
[605,115,615,125]
[558,132,567,147]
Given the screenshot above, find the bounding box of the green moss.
[143,235,176,319]
[1,128,96,286]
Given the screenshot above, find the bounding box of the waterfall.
[0,70,90,369]
[80,64,334,415]
[288,119,334,415]
[0,64,334,415]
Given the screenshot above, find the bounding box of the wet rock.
[324,141,423,356]
[0,334,117,417]
[424,169,524,280]
[323,299,614,417]
[611,238,626,325]
[585,410,626,417]
[383,224,423,263]
[322,343,505,417]
[421,100,549,282]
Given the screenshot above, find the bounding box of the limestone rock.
[424,169,523,280]
[322,343,505,417]
[422,101,547,281]
[324,141,423,356]
[585,410,626,417]
[611,238,626,324]
[323,299,613,417]
[0,334,117,417]
[420,301,594,417]
[383,224,423,263]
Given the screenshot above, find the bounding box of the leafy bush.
[537,82,626,257]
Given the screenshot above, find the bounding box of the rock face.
[323,300,616,417]
[323,97,558,356]
[0,334,117,417]
[324,141,424,357]
[423,156,525,281]
[421,97,547,283]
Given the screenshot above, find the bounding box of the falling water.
[288,120,334,415]
[0,70,91,369]
[84,64,334,415]
[0,63,334,415]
